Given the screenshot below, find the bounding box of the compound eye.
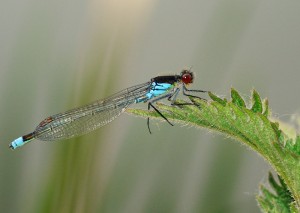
[182,73,193,84]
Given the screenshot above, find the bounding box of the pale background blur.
[1,0,300,212]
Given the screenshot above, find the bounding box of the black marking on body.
[22,132,34,141]
[151,75,181,84]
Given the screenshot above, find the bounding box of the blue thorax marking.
[136,82,173,103]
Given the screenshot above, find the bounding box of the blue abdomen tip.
[9,137,24,150]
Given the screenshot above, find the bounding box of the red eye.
[182,73,193,84]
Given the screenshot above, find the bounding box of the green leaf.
[258,173,294,213]
[257,187,290,213]
[126,88,300,212]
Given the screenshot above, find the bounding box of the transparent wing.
[34,82,151,141]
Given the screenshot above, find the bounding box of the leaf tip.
[262,98,269,117]
[251,89,263,113]
[208,91,226,106]
[231,88,246,107]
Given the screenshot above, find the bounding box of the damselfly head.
[180,69,194,85]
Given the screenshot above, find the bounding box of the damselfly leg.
[147,91,176,134]
[172,85,208,106]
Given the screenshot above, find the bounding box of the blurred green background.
[1,0,300,212]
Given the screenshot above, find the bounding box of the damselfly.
[9,69,207,149]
